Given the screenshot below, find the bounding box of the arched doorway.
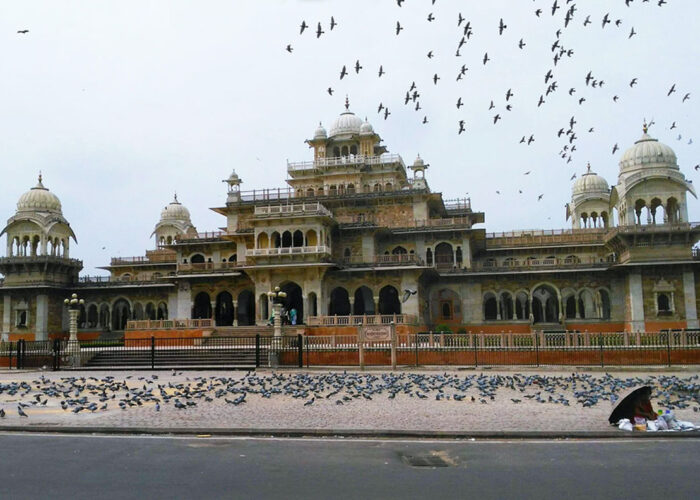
[434,242,454,268]
[87,304,98,328]
[237,290,255,326]
[99,304,110,329]
[307,292,318,317]
[531,285,559,323]
[353,286,375,315]
[258,294,269,323]
[112,299,131,331]
[378,285,401,315]
[280,282,303,324]
[157,302,168,320]
[215,291,234,326]
[329,287,351,316]
[133,303,144,321]
[193,292,211,319]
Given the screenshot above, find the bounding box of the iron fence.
[3,335,304,370]
[4,331,700,370]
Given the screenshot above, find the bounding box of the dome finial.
[586,162,591,173]
[173,192,178,203]
[38,171,42,184]
[345,95,350,111]
[642,119,648,134]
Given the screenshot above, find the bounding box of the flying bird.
[402,289,417,303]
[316,22,324,38]
[17,29,29,34]
[299,21,307,34]
[396,21,403,35]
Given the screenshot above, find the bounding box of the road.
[0,434,697,499]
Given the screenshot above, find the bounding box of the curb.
[1,426,699,440]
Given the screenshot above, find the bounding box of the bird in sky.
[354,60,363,73]
[499,18,507,35]
[396,21,403,35]
[483,52,490,65]
[327,87,334,96]
[339,65,347,80]
[629,78,638,87]
[378,65,385,77]
[330,16,337,30]
[458,120,465,134]
[667,84,676,96]
[285,44,293,53]
[299,21,307,34]
[316,22,324,38]
[682,93,691,102]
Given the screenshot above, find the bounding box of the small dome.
[160,194,191,222]
[226,169,240,183]
[359,118,374,135]
[313,122,327,139]
[16,175,62,213]
[619,125,678,172]
[412,154,425,168]
[573,164,609,196]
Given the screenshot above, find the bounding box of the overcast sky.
[0,0,697,274]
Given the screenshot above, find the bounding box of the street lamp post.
[64,293,84,342]
[267,287,287,338]
[266,287,287,368]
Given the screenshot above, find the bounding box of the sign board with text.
[361,325,393,342]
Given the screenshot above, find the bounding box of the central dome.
[16,175,62,214]
[329,110,363,138]
[619,126,677,173]
[160,194,192,222]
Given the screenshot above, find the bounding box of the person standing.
[290,307,298,325]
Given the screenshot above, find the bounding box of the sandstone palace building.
[1,104,698,341]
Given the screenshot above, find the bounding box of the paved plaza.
[0,368,698,435]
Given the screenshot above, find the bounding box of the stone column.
[373,296,380,316]
[2,294,10,341]
[682,271,698,329]
[627,271,645,332]
[461,238,472,269]
[348,297,355,316]
[232,300,238,327]
[210,301,216,321]
[176,283,192,319]
[35,294,49,341]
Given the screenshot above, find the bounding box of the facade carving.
[1,110,698,340]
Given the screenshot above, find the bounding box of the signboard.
[361,325,393,342]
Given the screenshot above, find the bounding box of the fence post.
[414,332,419,367]
[16,340,23,370]
[535,332,539,367]
[297,334,303,368]
[255,334,260,368]
[306,334,310,368]
[599,335,604,367]
[8,341,13,370]
[666,330,671,367]
[151,336,155,370]
[473,333,478,367]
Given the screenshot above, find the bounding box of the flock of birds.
[283,0,695,202]
[0,371,698,419]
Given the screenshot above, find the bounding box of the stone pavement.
[0,368,698,436]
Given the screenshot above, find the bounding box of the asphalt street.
[0,434,698,499]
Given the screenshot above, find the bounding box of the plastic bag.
[655,417,669,431]
[618,418,633,431]
[646,420,658,432]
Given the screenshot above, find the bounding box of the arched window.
[190,254,205,264]
[306,188,315,197]
[305,229,318,246]
[434,242,454,268]
[258,232,269,248]
[193,292,211,319]
[293,230,304,247]
[341,146,349,157]
[600,289,611,319]
[373,183,382,192]
[350,145,358,155]
[347,184,355,194]
[271,232,281,248]
[385,182,393,191]
[657,293,670,312]
[484,294,497,320]
[392,246,407,255]
[333,147,340,157]
[499,292,514,320]
[329,185,337,196]
[565,296,576,319]
[353,286,374,315]
[426,248,433,266]
[282,231,293,248]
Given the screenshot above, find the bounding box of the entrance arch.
[378,285,401,315]
[280,282,304,324]
[215,291,234,326]
[434,242,454,268]
[193,292,211,319]
[237,290,255,326]
[353,286,375,315]
[112,299,131,331]
[531,285,559,323]
[329,287,351,316]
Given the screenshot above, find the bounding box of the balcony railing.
[246,245,331,257]
[342,254,425,267]
[78,275,170,286]
[444,198,472,213]
[110,253,176,265]
[177,261,243,273]
[126,318,214,330]
[337,216,473,231]
[486,228,608,248]
[606,222,700,237]
[470,256,613,272]
[176,231,226,243]
[306,314,417,326]
[254,202,333,218]
[287,153,405,172]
